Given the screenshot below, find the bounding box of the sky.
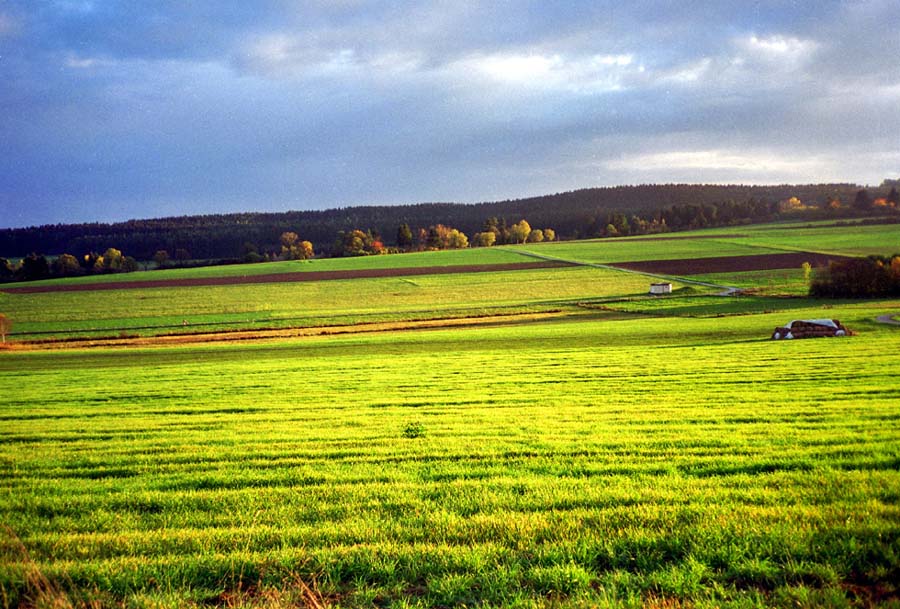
[1,1,899,228]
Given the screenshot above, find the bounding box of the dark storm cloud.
[1,1,898,227]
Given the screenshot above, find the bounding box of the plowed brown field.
[610,251,855,275]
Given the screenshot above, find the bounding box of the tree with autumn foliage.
[447,229,468,249]
[333,229,383,256]
[421,224,469,250]
[280,232,314,260]
[472,231,496,247]
[508,220,532,244]
[51,254,82,276]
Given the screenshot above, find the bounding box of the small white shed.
[649,282,672,295]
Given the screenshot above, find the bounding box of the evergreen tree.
[396,223,414,249]
[888,187,899,207]
[853,189,872,211]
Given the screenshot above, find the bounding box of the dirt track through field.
[5,310,582,351]
[610,252,856,275]
[0,261,568,294]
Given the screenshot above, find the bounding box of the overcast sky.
[1,1,898,228]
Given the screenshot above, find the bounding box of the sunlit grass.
[2,310,899,608]
[2,266,657,339]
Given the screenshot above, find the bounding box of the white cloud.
[734,34,819,65]
[605,149,825,174]
[235,32,425,80]
[599,145,900,186]
[64,54,105,69]
[450,51,637,94]
[645,34,819,91]
[660,58,713,84]
[470,53,562,83]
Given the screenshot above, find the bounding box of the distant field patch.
[611,251,856,275]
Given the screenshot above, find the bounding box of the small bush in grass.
[403,421,426,439]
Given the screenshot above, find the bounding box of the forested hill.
[0,183,878,259]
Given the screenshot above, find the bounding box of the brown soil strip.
[1,261,568,294]
[5,310,577,351]
[610,252,856,275]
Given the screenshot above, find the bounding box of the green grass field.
[699,222,900,257]
[2,266,660,340]
[521,221,899,263]
[1,222,899,608]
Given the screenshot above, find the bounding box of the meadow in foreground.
[2,305,899,608]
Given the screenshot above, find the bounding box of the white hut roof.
[787,319,838,329]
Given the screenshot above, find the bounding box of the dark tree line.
[810,255,900,298]
[0,248,140,282]
[2,183,890,260]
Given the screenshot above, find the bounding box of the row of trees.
[397,223,470,251]
[849,187,899,211]
[6,183,895,260]
[333,224,473,256]
[1,216,555,279]
[582,198,777,238]
[810,255,900,298]
[2,187,896,280]
[471,218,555,246]
[0,248,140,282]
[0,230,318,282]
[577,189,898,239]
[332,220,558,257]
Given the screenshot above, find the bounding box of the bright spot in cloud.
[475,53,562,83]
[459,52,636,93]
[606,149,825,174]
[736,34,818,63]
[65,54,101,69]
[663,57,713,83]
[592,54,633,67]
